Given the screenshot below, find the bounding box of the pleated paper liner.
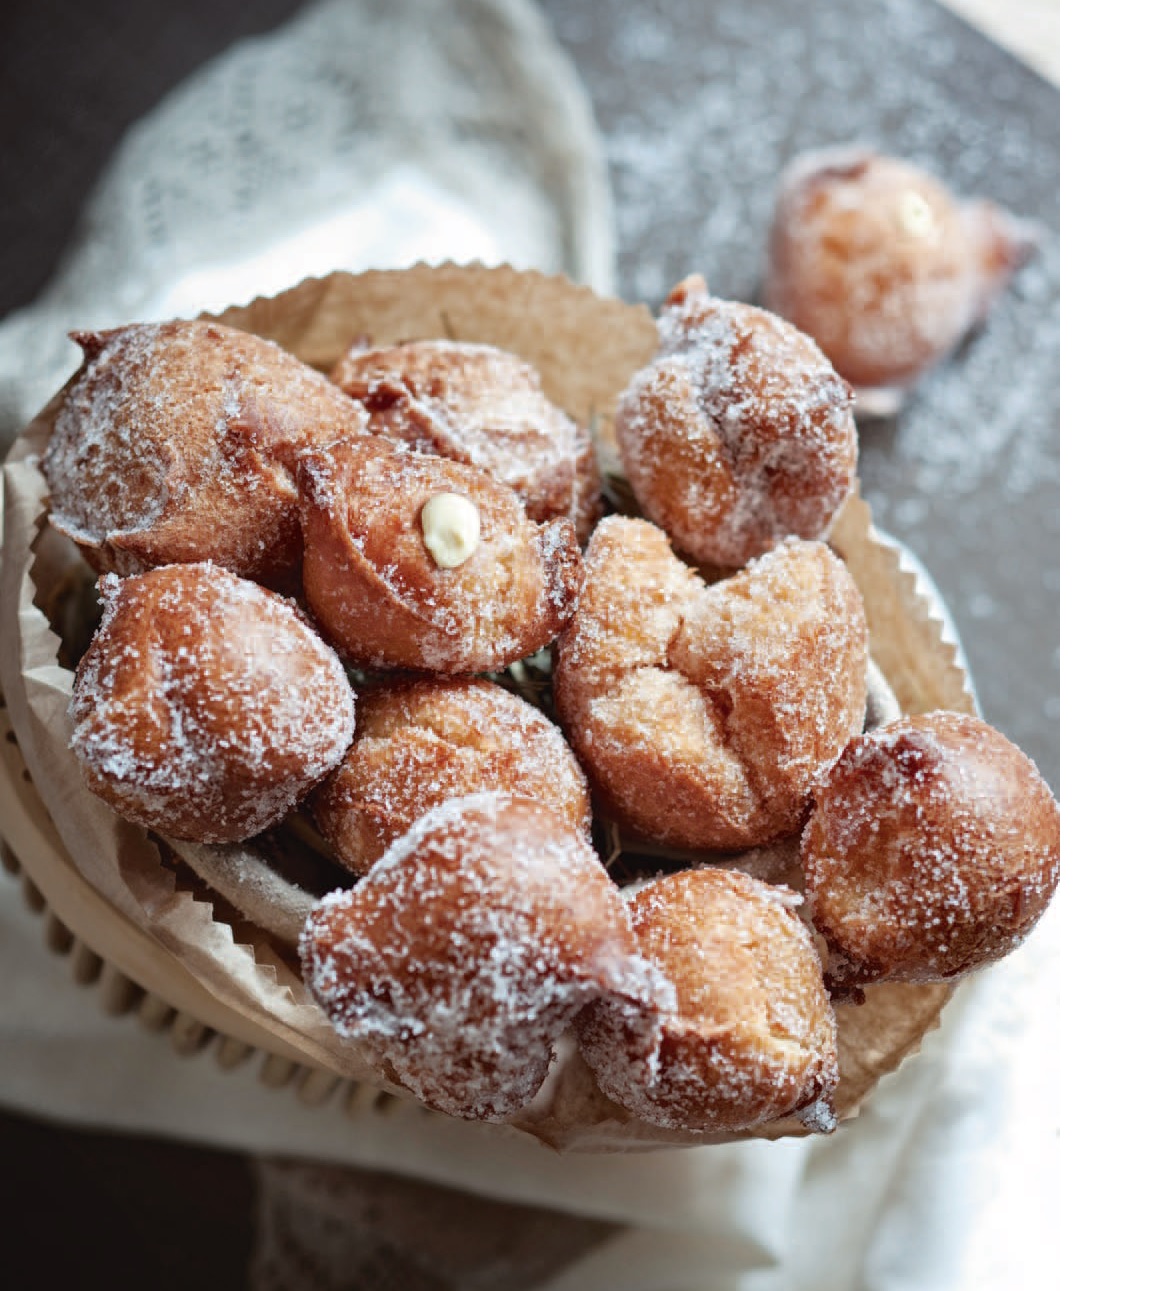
[0,264,973,1152]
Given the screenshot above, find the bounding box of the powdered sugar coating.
[69,563,356,842]
[615,275,858,568]
[553,516,868,849]
[330,340,602,543]
[802,712,1060,986]
[42,321,367,584]
[312,676,592,876]
[576,868,838,1132]
[767,148,1032,393]
[300,794,672,1121]
[299,438,584,674]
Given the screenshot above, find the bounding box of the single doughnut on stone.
[300,793,673,1121]
[802,711,1060,988]
[614,275,858,569]
[69,562,356,843]
[330,339,602,542]
[42,321,367,584]
[312,676,592,876]
[766,147,1033,397]
[297,437,584,674]
[575,867,839,1132]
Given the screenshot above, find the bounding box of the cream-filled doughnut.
[297,437,584,674]
[331,339,602,542]
[766,147,1033,396]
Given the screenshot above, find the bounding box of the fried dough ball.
[330,340,602,542]
[300,793,673,1121]
[802,712,1060,988]
[614,275,858,569]
[553,517,868,849]
[297,438,584,673]
[576,868,839,1132]
[312,677,592,876]
[42,321,367,584]
[69,562,355,843]
[766,147,1033,396]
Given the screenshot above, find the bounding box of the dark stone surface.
[0,1107,253,1289]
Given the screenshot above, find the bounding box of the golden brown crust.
[69,563,356,843]
[767,148,1032,391]
[614,275,858,568]
[42,321,367,585]
[331,339,602,542]
[575,868,839,1132]
[300,794,672,1121]
[312,677,592,876]
[802,712,1060,986]
[553,517,868,849]
[297,437,584,673]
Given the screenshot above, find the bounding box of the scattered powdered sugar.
[543,0,1059,790]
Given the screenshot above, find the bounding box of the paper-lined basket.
[0,264,976,1152]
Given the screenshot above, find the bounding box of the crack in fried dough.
[554,516,868,850]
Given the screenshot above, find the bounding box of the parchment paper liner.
[0,264,975,1152]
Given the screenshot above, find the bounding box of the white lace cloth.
[0,2,1057,1287]
[0,0,614,445]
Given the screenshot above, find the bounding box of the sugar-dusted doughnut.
[614,275,858,569]
[766,147,1033,397]
[553,516,868,849]
[330,339,603,542]
[576,868,838,1132]
[300,793,673,1121]
[70,562,356,843]
[312,676,592,876]
[297,437,583,673]
[42,321,368,584]
[802,712,1060,988]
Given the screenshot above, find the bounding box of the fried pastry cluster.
[47,278,1058,1133]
